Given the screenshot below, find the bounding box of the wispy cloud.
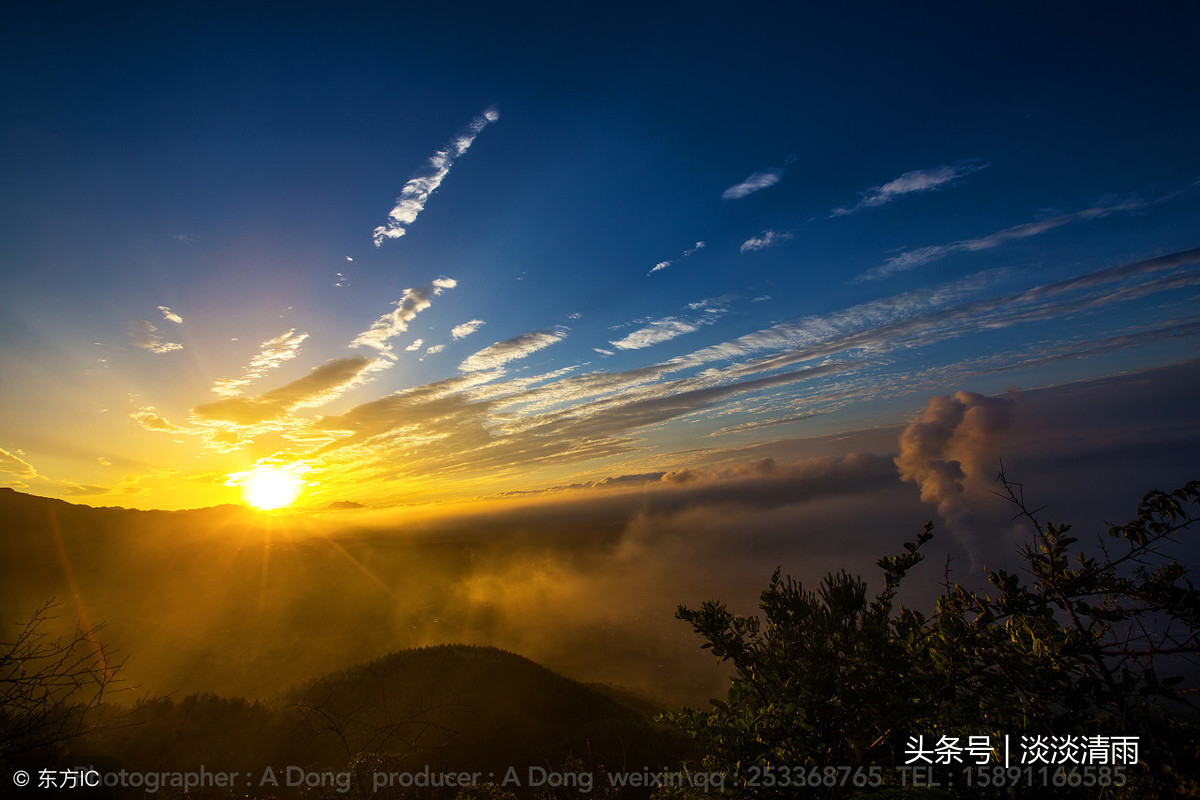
[722,167,784,200]
[193,356,384,426]
[158,305,183,324]
[130,407,179,432]
[212,329,310,396]
[648,241,706,276]
[832,161,987,217]
[372,108,499,246]
[351,278,457,357]
[426,344,446,355]
[405,339,424,352]
[283,248,1199,492]
[460,328,568,373]
[740,229,793,253]
[131,320,182,354]
[611,318,700,351]
[452,319,486,340]
[593,348,614,356]
[0,447,39,478]
[857,198,1146,281]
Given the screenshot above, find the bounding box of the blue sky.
[1,3,1199,510]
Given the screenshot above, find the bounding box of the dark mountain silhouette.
[78,644,688,798]
[0,488,723,706]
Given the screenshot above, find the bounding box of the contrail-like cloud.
[648,241,706,275]
[722,168,784,200]
[831,161,987,217]
[372,108,499,246]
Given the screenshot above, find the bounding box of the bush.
[670,477,1200,798]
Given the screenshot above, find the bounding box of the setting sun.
[241,467,304,510]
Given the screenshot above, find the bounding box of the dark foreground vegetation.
[2,478,1199,798]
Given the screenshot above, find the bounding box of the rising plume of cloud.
[452,319,485,340]
[211,329,310,396]
[130,320,182,354]
[647,241,706,275]
[351,278,457,357]
[740,229,793,253]
[895,390,1016,568]
[459,328,568,373]
[372,108,499,246]
[158,306,183,324]
[832,161,987,217]
[722,167,784,200]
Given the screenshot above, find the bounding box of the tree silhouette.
[671,477,1200,798]
[0,602,123,765]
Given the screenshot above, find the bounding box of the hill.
[79,644,688,797]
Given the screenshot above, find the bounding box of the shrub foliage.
[672,477,1200,797]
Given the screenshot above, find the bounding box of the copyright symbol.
[13,770,30,786]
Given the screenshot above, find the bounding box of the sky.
[2,2,1199,516]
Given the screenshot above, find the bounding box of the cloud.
[593,348,614,356]
[130,407,179,432]
[0,447,39,478]
[405,339,424,352]
[212,329,310,396]
[895,391,1016,568]
[832,161,987,217]
[740,229,793,253]
[610,318,701,351]
[459,328,568,373]
[130,320,182,354]
[451,319,485,340]
[351,279,456,357]
[286,244,1196,494]
[372,108,499,246]
[425,344,446,355]
[158,306,183,324]
[647,241,706,276]
[722,168,783,200]
[857,198,1148,281]
[193,356,383,426]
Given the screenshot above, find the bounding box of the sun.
[241,467,304,511]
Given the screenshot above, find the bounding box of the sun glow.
[241,467,304,510]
